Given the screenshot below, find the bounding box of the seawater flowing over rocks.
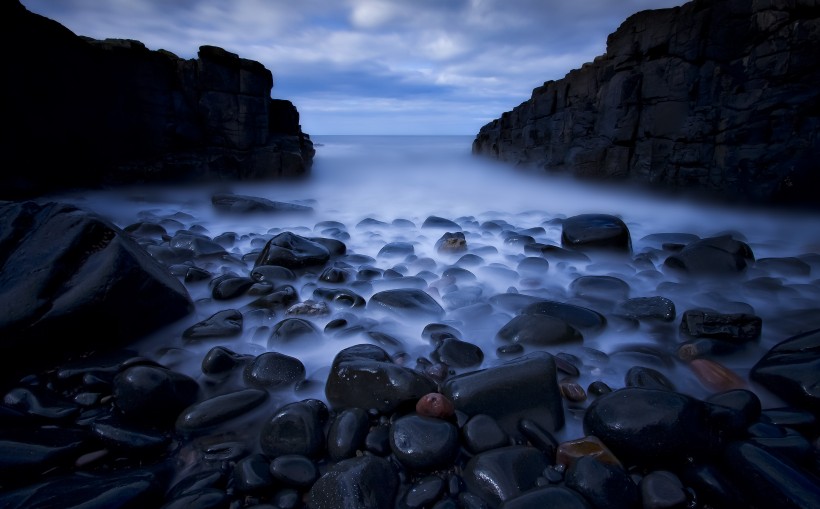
[2,136,820,507]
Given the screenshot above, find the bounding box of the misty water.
[43,135,820,440]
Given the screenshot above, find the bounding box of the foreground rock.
[0,201,193,383]
[473,0,820,208]
[1,0,314,200]
[1,197,820,507]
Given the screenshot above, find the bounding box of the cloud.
[21,0,687,134]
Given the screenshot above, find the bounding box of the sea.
[40,134,820,440]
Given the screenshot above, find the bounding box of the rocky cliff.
[1,0,315,200]
[473,0,820,207]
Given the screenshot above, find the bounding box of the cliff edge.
[1,1,315,200]
[473,0,820,207]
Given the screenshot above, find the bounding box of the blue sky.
[22,0,686,135]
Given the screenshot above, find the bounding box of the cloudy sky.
[22,0,686,135]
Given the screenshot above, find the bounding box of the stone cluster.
[0,197,818,508]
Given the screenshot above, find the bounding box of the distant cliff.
[1,0,315,200]
[473,0,820,207]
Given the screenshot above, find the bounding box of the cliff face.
[1,1,315,200]
[473,0,820,207]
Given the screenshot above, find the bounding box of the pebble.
[4,195,820,509]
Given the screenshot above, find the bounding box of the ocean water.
[42,134,820,440]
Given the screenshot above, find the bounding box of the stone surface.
[0,201,194,383]
[1,0,314,200]
[473,0,820,208]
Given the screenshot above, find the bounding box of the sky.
[21,0,687,135]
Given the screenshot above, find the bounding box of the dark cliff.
[1,1,315,200]
[473,0,820,207]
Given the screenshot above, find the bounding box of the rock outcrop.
[1,0,315,200]
[473,0,820,207]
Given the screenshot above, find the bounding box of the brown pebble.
[689,358,746,392]
[559,380,587,402]
[416,392,455,419]
[556,435,622,469]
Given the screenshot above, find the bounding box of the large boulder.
[0,201,194,382]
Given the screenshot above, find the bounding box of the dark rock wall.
[473,0,820,207]
[1,1,315,200]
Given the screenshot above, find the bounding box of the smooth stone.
[254,232,331,269]
[556,435,622,469]
[663,235,754,277]
[367,288,445,320]
[389,414,459,471]
[569,275,630,301]
[243,352,306,390]
[307,455,398,509]
[378,241,415,258]
[519,299,607,332]
[750,327,820,412]
[496,314,582,347]
[234,453,275,495]
[91,418,171,452]
[442,352,565,436]
[432,337,484,368]
[326,407,370,461]
[211,275,254,300]
[182,309,243,340]
[462,445,552,507]
[175,388,269,435]
[518,418,558,458]
[246,284,299,310]
[416,392,456,419]
[325,344,437,414]
[267,317,322,348]
[200,346,252,377]
[269,454,319,488]
[565,456,639,509]
[462,414,510,454]
[624,366,676,391]
[112,365,199,425]
[688,358,747,392]
[583,388,717,467]
[403,475,445,509]
[312,287,366,309]
[250,265,296,283]
[722,440,820,508]
[259,399,328,458]
[169,231,227,257]
[560,213,632,253]
[639,470,688,509]
[422,216,461,230]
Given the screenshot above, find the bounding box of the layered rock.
[473,0,820,207]
[1,0,314,200]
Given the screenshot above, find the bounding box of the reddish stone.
[416,392,455,419]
